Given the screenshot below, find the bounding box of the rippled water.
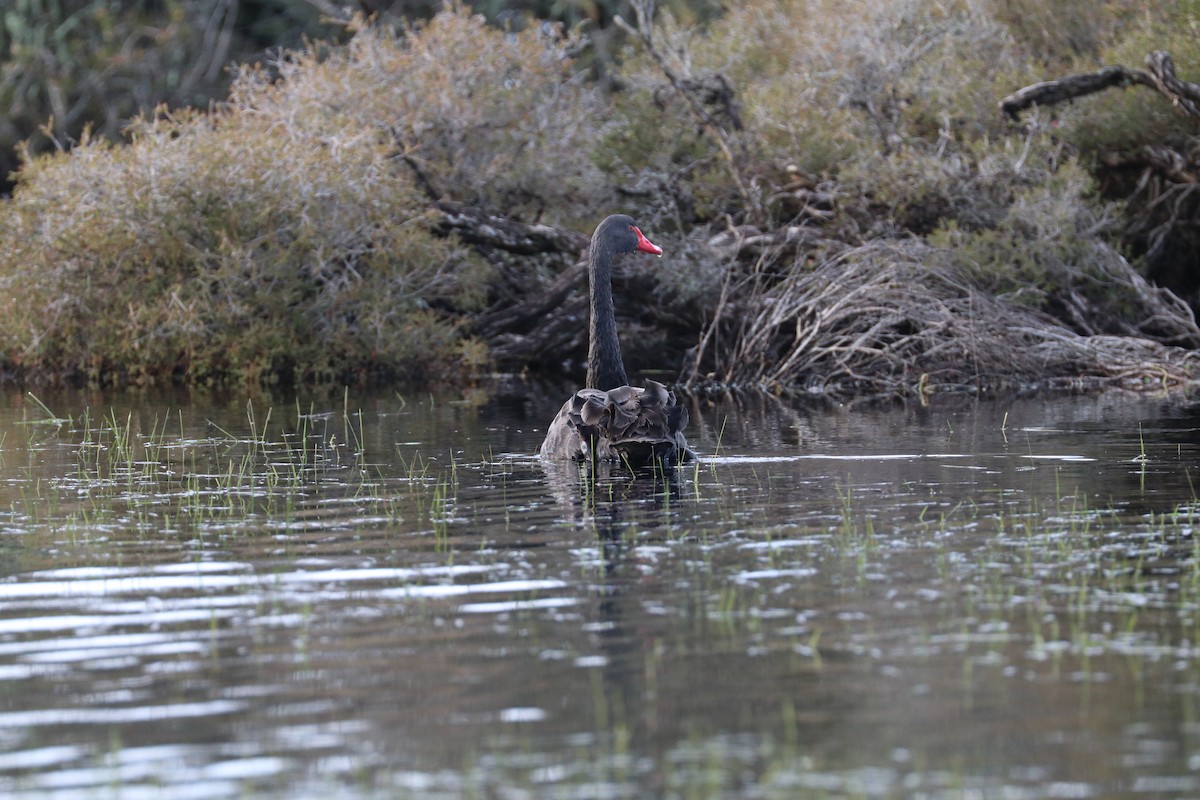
[0,384,1198,798]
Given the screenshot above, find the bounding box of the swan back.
[540,380,691,466]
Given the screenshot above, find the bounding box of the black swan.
[539,215,691,465]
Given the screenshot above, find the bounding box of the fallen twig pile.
[680,239,1199,399]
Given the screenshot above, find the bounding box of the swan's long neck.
[586,239,628,390]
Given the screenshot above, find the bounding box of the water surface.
[0,385,1197,798]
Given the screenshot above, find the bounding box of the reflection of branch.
[613,1,755,216]
[1001,50,1200,120]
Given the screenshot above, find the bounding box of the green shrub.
[0,5,608,385]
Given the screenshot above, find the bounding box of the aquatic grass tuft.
[0,396,474,556]
[21,393,69,429]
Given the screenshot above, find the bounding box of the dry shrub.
[606,0,1032,230]
[0,106,479,384]
[835,144,1025,238]
[0,5,605,385]
[596,1,860,227]
[254,10,609,225]
[798,1,1021,146]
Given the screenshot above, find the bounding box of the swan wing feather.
[542,382,692,465]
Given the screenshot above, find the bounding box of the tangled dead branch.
[419,197,1200,399]
[1000,51,1200,121]
[682,240,1200,399]
[1003,50,1200,309]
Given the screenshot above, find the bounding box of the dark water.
[0,384,1197,798]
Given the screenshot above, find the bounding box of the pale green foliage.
[930,158,1118,296]
[252,11,609,225]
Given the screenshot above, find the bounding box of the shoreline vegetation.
[1,1,1199,401]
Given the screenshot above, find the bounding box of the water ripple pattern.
[0,389,1193,798]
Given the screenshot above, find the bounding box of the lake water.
[0,383,1197,798]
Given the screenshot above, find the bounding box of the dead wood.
[682,239,1200,398]
[1000,65,1156,120]
[420,200,590,364]
[704,224,845,262]
[474,260,589,365]
[426,205,686,369]
[428,201,589,256]
[1000,50,1200,120]
[1100,146,1200,184]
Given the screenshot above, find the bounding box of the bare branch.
[1001,49,1200,120]
[1100,145,1200,184]
[613,2,756,218]
[1000,65,1154,119]
[1145,50,1200,116]
[428,201,588,256]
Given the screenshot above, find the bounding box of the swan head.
[594,214,663,257]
